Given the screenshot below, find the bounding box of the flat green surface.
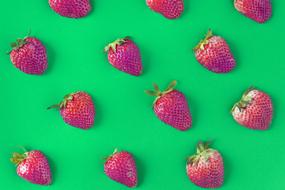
[0,0,285,189]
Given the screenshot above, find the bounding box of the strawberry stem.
[104,148,119,161]
[47,93,74,110]
[194,29,213,51]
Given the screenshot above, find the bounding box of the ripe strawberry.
[234,0,272,23]
[186,142,224,188]
[48,91,95,129]
[104,37,143,76]
[9,36,47,75]
[145,80,192,131]
[231,88,273,130]
[146,0,184,19]
[49,0,91,18]
[11,149,52,185]
[104,149,138,187]
[194,30,236,73]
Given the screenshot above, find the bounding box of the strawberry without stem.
[11,149,52,185]
[231,88,273,130]
[146,0,184,19]
[234,0,272,23]
[104,149,138,188]
[9,36,48,75]
[49,0,91,18]
[186,142,224,188]
[48,91,95,129]
[145,80,192,131]
[194,30,236,73]
[104,37,143,76]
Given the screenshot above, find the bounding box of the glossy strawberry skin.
[60,92,95,129]
[104,151,138,187]
[154,90,192,131]
[49,0,91,18]
[10,37,47,75]
[232,89,273,130]
[146,0,184,19]
[195,35,236,73]
[234,0,272,23]
[107,39,142,76]
[17,151,52,185]
[186,149,224,188]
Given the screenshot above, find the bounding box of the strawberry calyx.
[187,141,212,166]
[7,38,28,54]
[231,87,255,113]
[194,29,213,51]
[145,80,177,104]
[47,93,74,110]
[10,147,29,165]
[104,37,130,53]
[104,148,119,161]
[7,31,31,54]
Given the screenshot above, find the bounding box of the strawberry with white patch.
[11,149,52,185]
[186,142,224,188]
[232,88,273,130]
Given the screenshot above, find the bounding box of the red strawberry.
[146,0,184,19]
[194,30,236,73]
[104,149,138,187]
[186,142,224,188]
[145,80,192,131]
[48,91,95,129]
[104,37,143,76]
[49,0,91,18]
[11,149,52,185]
[9,36,47,75]
[234,0,272,23]
[231,88,273,130]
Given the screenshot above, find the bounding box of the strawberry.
[104,149,138,187]
[234,0,272,23]
[9,36,47,75]
[49,0,91,18]
[11,149,52,185]
[231,87,273,130]
[186,142,224,188]
[194,30,236,73]
[48,91,95,129]
[146,0,184,19]
[104,37,143,76]
[145,80,192,131]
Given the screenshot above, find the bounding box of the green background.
[0,0,284,189]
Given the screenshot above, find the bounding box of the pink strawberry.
[49,0,91,18]
[48,91,95,129]
[231,88,273,130]
[11,149,52,185]
[194,30,236,73]
[234,0,272,23]
[186,142,224,188]
[146,0,184,19]
[145,80,192,131]
[104,37,143,76]
[9,36,47,75]
[104,149,138,187]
